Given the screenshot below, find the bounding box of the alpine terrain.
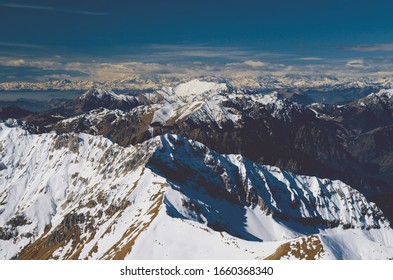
[1,80,393,259]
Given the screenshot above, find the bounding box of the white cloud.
[142,44,294,63]
[349,44,393,52]
[0,59,26,66]
[3,50,393,84]
[346,59,365,68]
[36,74,74,82]
[298,57,323,61]
[0,41,42,49]
[0,3,110,16]
[0,3,53,11]
[243,60,266,67]
[0,58,62,69]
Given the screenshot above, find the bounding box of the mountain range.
[1,79,393,259]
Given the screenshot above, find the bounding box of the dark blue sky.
[1,0,393,81]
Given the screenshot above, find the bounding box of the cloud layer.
[2,55,393,83]
[1,43,393,85]
[349,44,393,52]
[0,2,110,16]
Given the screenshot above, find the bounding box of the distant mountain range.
[1,75,392,104]
[1,80,393,259]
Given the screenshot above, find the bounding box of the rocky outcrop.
[1,125,391,259]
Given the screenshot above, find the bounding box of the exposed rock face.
[0,106,31,120]
[265,235,325,260]
[58,88,141,113]
[3,81,393,259]
[7,82,392,224]
[1,124,392,260]
[28,82,392,222]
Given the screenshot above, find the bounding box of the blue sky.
[1,0,393,82]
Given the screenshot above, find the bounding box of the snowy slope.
[150,79,303,127]
[151,80,233,126]
[360,88,393,106]
[80,87,136,103]
[0,123,392,259]
[61,80,304,128]
[161,79,229,99]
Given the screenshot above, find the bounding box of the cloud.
[346,59,365,68]
[142,44,293,63]
[0,58,61,69]
[4,56,393,90]
[0,42,42,49]
[348,43,393,52]
[0,55,286,82]
[62,9,110,16]
[145,45,254,62]
[0,2,110,16]
[243,60,266,67]
[4,48,393,84]
[298,57,323,61]
[1,3,53,11]
[0,59,26,66]
[35,74,75,82]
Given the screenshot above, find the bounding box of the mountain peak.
[1,125,392,259]
[161,79,229,97]
[362,88,393,104]
[80,87,121,100]
[148,132,390,231]
[256,91,282,104]
[375,88,393,99]
[58,87,140,113]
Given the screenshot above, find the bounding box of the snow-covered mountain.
[0,74,391,94]
[58,87,140,113]
[360,88,393,106]
[310,88,393,132]
[150,79,303,126]
[0,123,392,259]
[54,80,306,135]
[32,81,392,225]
